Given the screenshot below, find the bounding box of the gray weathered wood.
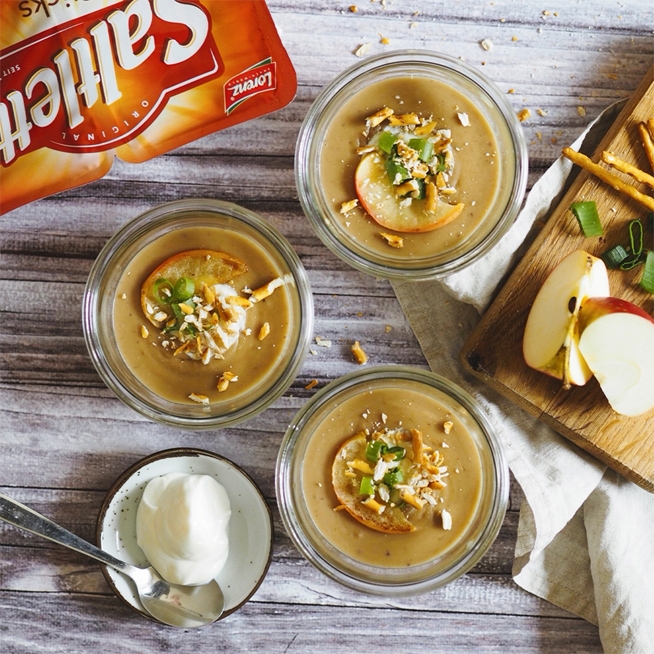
[3,0,652,650]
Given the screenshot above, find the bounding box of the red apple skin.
[578,296,654,334]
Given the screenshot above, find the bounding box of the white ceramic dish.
[97,448,272,623]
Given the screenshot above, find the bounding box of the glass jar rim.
[295,49,528,281]
[83,199,314,429]
[276,365,509,595]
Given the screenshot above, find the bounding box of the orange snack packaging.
[0,0,297,214]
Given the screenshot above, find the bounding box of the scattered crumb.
[379,34,390,45]
[511,35,519,42]
[340,199,359,214]
[457,111,471,127]
[508,88,515,94]
[310,348,318,355]
[577,105,587,117]
[217,371,238,392]
[409,22,418,29]
[354,43,371,57]
[380,232,404,248]
[305,379,319,390]
[351,340,368,365]
[315,336,332,348]
[517,108,531,122]
[349,4,358,12]
[536,108,548,116]
[384,325,392,333]
[480,38,493,51]
[441,509,452,530]
[258,322,270,341]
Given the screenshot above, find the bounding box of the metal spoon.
[0,492,225,628]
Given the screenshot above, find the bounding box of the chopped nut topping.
[351,340,368,364]
[457,112,471,127]
[188,393,209,404]
[140,325,149,339]
[380,232,404,248]
[340,199,359,213]
[443,420,454,434]
[258,322,270,341]
[217,371,238,392]
[250,277,285,302]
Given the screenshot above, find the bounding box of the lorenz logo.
[0,0,222,165]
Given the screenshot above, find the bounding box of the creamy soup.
[318,75,511,261]
[301,385,483,568]
[113,224,295,408]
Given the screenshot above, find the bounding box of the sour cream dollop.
[136,473,231,586]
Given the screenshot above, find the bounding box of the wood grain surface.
[1,0,653,652]
[461,67,654,491]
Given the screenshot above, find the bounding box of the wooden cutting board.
[461,66,654,492]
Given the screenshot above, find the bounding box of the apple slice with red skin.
[354,152,465,233]
[577,297,654,417]
[523,250,610,388]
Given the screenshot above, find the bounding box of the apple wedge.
[577,297,654,417]
[141,249,247,327]
[354,152,464,232]
[523,250,610,388]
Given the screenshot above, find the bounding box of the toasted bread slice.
[332,433,415,534]
[141,249,247,326]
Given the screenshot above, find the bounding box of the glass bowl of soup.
[276,366,508,595]
[295,50,527,280]
[83,199,313,429]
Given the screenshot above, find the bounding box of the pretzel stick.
[601,150,654,189]
[647,118,654,140]
[637,121,654,173]
[562,147,654,211]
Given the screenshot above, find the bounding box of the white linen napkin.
[392,101,654,654]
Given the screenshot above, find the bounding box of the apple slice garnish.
[141,249,247,327]
[354,152,464,233]
[522,249,610,388]
[577,297,654,417]
[332,432,415,534]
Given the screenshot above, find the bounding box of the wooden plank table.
[0,1,651,651]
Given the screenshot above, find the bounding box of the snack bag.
[0,0,297,214]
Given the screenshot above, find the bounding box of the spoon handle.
[0,492,130,574]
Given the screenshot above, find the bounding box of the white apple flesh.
[577,297,654,417]
[522,250,610,387]
[354,152,465,233]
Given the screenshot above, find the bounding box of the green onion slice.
[383,469,404,488]
[408,137,434,163]
[601,244,629,269]
[359,476,375,496]
[570,201,603,237]
[385,158,410,185]
[640,251,654,294]
[153,277,174,303]
[365,440,386,462]
[628,219,644,257]
[173,276,195,302]
[378,130,397,154]
[386,446,406,461]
